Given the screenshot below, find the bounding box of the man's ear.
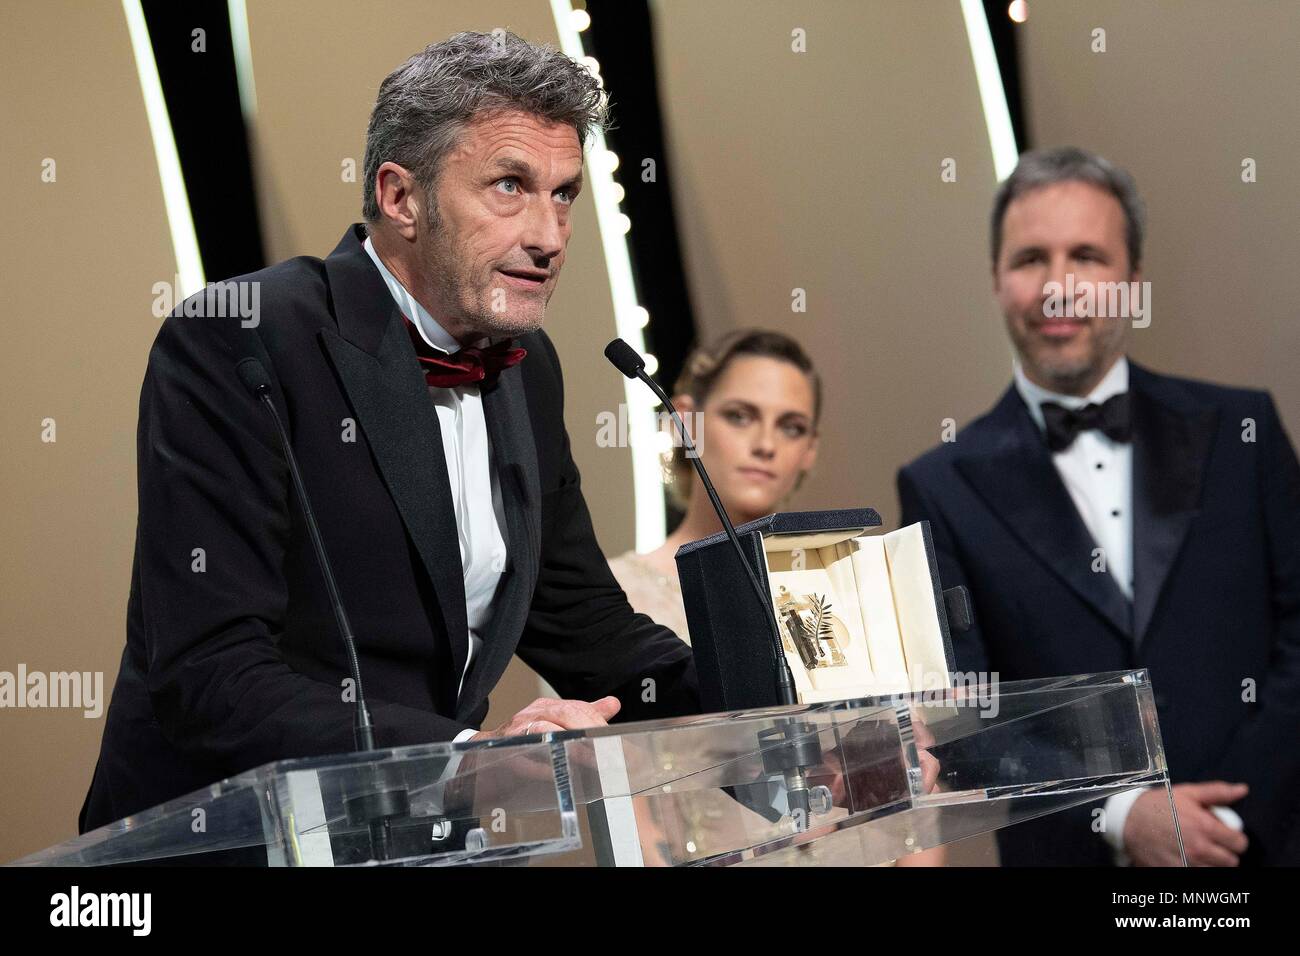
[375,161,421,239]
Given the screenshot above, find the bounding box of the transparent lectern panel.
[268,739,580,867]
[13,670,1183,867]
[13,738,579,867]
[9,777,276,867]
[549,670,1184,866]
[739,783,1184,867]
[557,702,913,866]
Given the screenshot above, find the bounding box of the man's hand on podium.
[469,695,622,741]
[439,697,623,817]
[913,719,942,795]
[1124,781,1249,866]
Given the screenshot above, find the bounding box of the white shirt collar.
[362,235,462,355]
[1015,356,1130,433]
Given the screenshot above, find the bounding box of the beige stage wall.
[1,1,179,863]
[1017,0,1300,432]
[2,0,1295,864]
[653,0,1012,524]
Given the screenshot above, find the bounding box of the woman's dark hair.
[666,328,821,506]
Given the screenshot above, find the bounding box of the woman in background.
[608,328,945,867]
[608,328,821,634]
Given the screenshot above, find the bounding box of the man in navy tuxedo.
[899,147,1300,866]
[81,32,697,833]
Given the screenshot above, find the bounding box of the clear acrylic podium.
[12,670,1184,867]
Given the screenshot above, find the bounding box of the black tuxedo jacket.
[899,362,1300,865]
[81,224,698,832]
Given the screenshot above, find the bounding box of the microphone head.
[604,338,645,378]
[236,356,272,396]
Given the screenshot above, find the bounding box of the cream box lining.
[760,523,949,702]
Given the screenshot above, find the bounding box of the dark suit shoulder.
[184,254,331,314]
[900,391,1016,484]
[1133,364,1271,415]
[224,252,328,289]
[150,254,334,364]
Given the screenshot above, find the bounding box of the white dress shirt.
[364,237,507,743]
[1014,356,1133,599]
[1013,356,1242,860]
[1015,359,1140,855]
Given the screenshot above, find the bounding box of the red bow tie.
[401,315,526,389]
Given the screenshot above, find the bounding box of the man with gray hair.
[81,31,698,832]
[899,146,1300,866]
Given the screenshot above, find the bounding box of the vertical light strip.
[228,0,258,123]
[959,0,1019,181]
[550,0,667,552]
[122,0,205,296]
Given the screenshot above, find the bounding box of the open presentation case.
[676,509,969,711]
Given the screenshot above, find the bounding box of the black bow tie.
[1041,393,1132,452]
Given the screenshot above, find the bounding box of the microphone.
[239,357,423,862]
[606,340,826,831]
[236,357,376,753]
[604,339,796,706]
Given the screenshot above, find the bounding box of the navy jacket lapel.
[1129,362,1217,644]
[317,226,470,683]
[956,386,1133,639]
[454,368,541,721]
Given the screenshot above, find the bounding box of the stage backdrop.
[1016,0,1300,442]
[1,0,181,864]
[2,0,1297,864]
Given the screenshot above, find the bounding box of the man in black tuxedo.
[80,32,697,833]
[899,147,1300,866]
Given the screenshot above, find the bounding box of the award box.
[676,509,969,711]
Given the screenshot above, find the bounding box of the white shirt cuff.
[433,728,481,811]
[1103,787,1147,862]
[1104,786,1246,865]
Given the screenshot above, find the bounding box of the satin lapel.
[318,226,469,682]
[955,387,1133,640]
[1130,365,1217,644]
[455,366,541,721]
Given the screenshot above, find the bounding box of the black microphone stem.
[632,370,798,707]
[628,359,816,832]
[253,391,376,753]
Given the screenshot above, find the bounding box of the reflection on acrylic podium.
[13,670,1183,867]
